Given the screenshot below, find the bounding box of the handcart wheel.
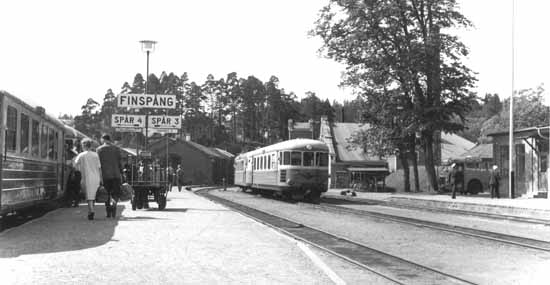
[158,195,167,210]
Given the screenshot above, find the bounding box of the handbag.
[120,183,133,202]
[95,185,109,203]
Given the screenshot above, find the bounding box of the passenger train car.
[234,139,329,203]
[0,91,83,218]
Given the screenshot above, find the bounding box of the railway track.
[196,188,477,285]
[318,198,550,252]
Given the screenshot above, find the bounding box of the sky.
[0,0,548,117]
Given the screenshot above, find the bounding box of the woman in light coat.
[74,139,102,220]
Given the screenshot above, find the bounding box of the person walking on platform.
[97,134,123,218]
[450,163,463,199]
[176,164,184,192]
[489,165,501,198]
[74,139,102,220]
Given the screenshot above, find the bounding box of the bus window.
[283,151,290,165]
[31,120,39,156]
[6,106,17,152]
[316,152,329,166]
[41,125,48,158]
[20,113,30,154]
[290,151,301,166]
[303,151,314,166]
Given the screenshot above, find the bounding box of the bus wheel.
[468,180,483,195]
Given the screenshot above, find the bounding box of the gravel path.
[0,190,337,285]
[213,188,550,285]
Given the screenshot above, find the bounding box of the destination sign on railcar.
[112,114,146,128]
[148,115,181,129]
[117,94,176,109]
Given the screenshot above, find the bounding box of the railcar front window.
[316,152,329,166]
[31,120,39,156]
[303,151,314,166]
[6,106,17,152]
[20,113,30,154]
[283,151,290,165]
[290,151,301,166]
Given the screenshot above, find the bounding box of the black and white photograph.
[0,0,549,284]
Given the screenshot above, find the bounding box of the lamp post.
[140,40,157,150]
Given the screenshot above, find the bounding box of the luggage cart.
[127,151,169,210]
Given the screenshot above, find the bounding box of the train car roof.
[237,139,328,158]
[1,90,65,129]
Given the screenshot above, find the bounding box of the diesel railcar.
[234,139,329,203]
[0,91,78,218]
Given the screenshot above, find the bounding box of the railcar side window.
[20,113,30,154]
[290,151,301,166]
[41,125,48,158]
[47,128,55,160]
[316,152,329,166]
[31,120,39,156]
[267,155,271,169]
[303,151,314,166]
[54,131,59,160]
[283,151,290,165]
[6,106,17,152]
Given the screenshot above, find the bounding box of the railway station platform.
[0,188,341,285]
[324,189,550,222]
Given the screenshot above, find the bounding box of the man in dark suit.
[97,134,122,218]
[489,165,501,198]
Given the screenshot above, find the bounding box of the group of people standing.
[72,134,122,220]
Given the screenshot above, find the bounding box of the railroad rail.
[196,187,477,285]
[318,198,550,252]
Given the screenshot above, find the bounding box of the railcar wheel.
[467,180,483,195]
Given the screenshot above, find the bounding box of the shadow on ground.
[0,205,125,258]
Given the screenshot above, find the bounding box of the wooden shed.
[149,137,235,186]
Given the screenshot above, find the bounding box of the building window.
[516,144,525,178]
[541,154,548,173]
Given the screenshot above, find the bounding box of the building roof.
[487,126,550,138]
[331,122,383,162]
[149,137,232,160]
[458,143,493,160]
[213,148,235,159]
[440,132,476,162]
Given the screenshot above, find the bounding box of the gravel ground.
[0,189,338,285]
[335,203,550,242]
[213,188,550,285]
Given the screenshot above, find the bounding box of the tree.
[313,0,477,191]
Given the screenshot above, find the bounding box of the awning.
[347,167,388,172]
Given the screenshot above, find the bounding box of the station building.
[488,126,549,198]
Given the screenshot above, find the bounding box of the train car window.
[264,155,268,169]
[31,120,39,156]
[20,113,30,154]
[316,152,329,166]
[290,151,301,166]
[41,125,48,158]
[283,151,290,165]
[48,127,55,160]
[303,151,314,166]
[267,155,271,169]
[6,106,17,152]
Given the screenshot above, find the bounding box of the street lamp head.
[140,40,157,53]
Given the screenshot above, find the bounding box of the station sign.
[111,114,145,128]
[117,94,176,109]
[148,115,181,129]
